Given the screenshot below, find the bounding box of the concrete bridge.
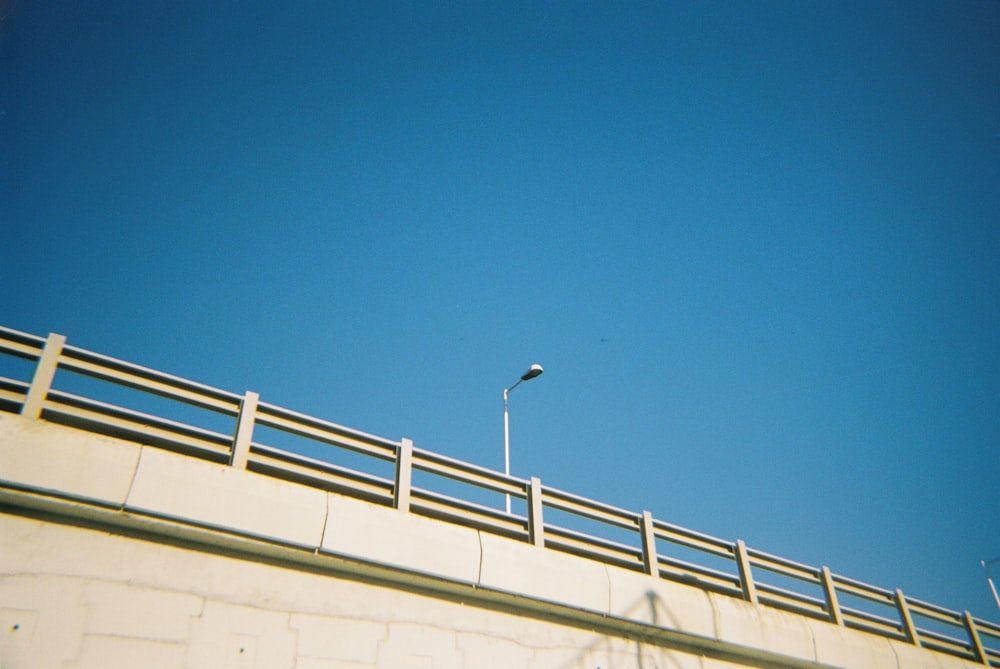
[1,326,997,669]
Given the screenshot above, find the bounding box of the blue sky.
[3,1,998,622]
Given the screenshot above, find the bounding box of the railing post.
[21,332,66,419]
[394,438,413,513]
[229,391,259,469]
[641,511,659,576]
[527,477,544,547]
[963,611,988,665]
[821,566,844,626]
[735,540,758,604]
[895,589,920,646]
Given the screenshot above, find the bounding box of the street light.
[503,363,544,514]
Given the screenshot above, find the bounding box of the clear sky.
[3,1,998,622]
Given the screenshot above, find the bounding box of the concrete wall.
[0,414,983,669]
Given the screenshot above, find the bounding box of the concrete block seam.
[121,446,147,510]
[890,640,902,669]
[317,492,331,552]
[475,528,484,586]
[709,592,723,643]
[602,563,613,617]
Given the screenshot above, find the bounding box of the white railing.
[1,324,997,666]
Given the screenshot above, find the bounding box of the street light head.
[521,364,544,381]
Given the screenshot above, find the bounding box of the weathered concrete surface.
[0,414,985,668]
[322,492,482,583]
[127,445,328,548]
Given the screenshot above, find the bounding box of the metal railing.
[1,324,997,666]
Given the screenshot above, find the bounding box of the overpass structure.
[1,325,997,668]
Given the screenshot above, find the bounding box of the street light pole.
[983,557,1000,611]
[503,364,543,514]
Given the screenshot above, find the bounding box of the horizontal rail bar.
[840,605,907,638]
[409,487,527,539]
[257,402,400,449]
[43,390,232,461]
[0,376,29,392]
[0,376,28,411]
[413,448,525,498]
[61,345,242,401]
[0,325,47,351]
[248,443,394,504]
[541,485,640,531]
[756,582,828,618]
[544,523,611,547]
[832,573,896,605]
[917,627,977,654]
[975,616,1000,638]
[747,546,822,582]
[411,486,516,523]
[651,518,736,560]
[0,333,45,360]
[544,523,644,567]
[60,345,242,413]
[255,402,400,466]
[255,403,398,462]
[656,556,743,595]
[906,594,966,626]
[59,357,239,415]
[657,554,739,581]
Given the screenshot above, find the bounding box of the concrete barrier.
[0,414,988,669]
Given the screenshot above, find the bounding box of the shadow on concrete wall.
[556,591,695,669]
